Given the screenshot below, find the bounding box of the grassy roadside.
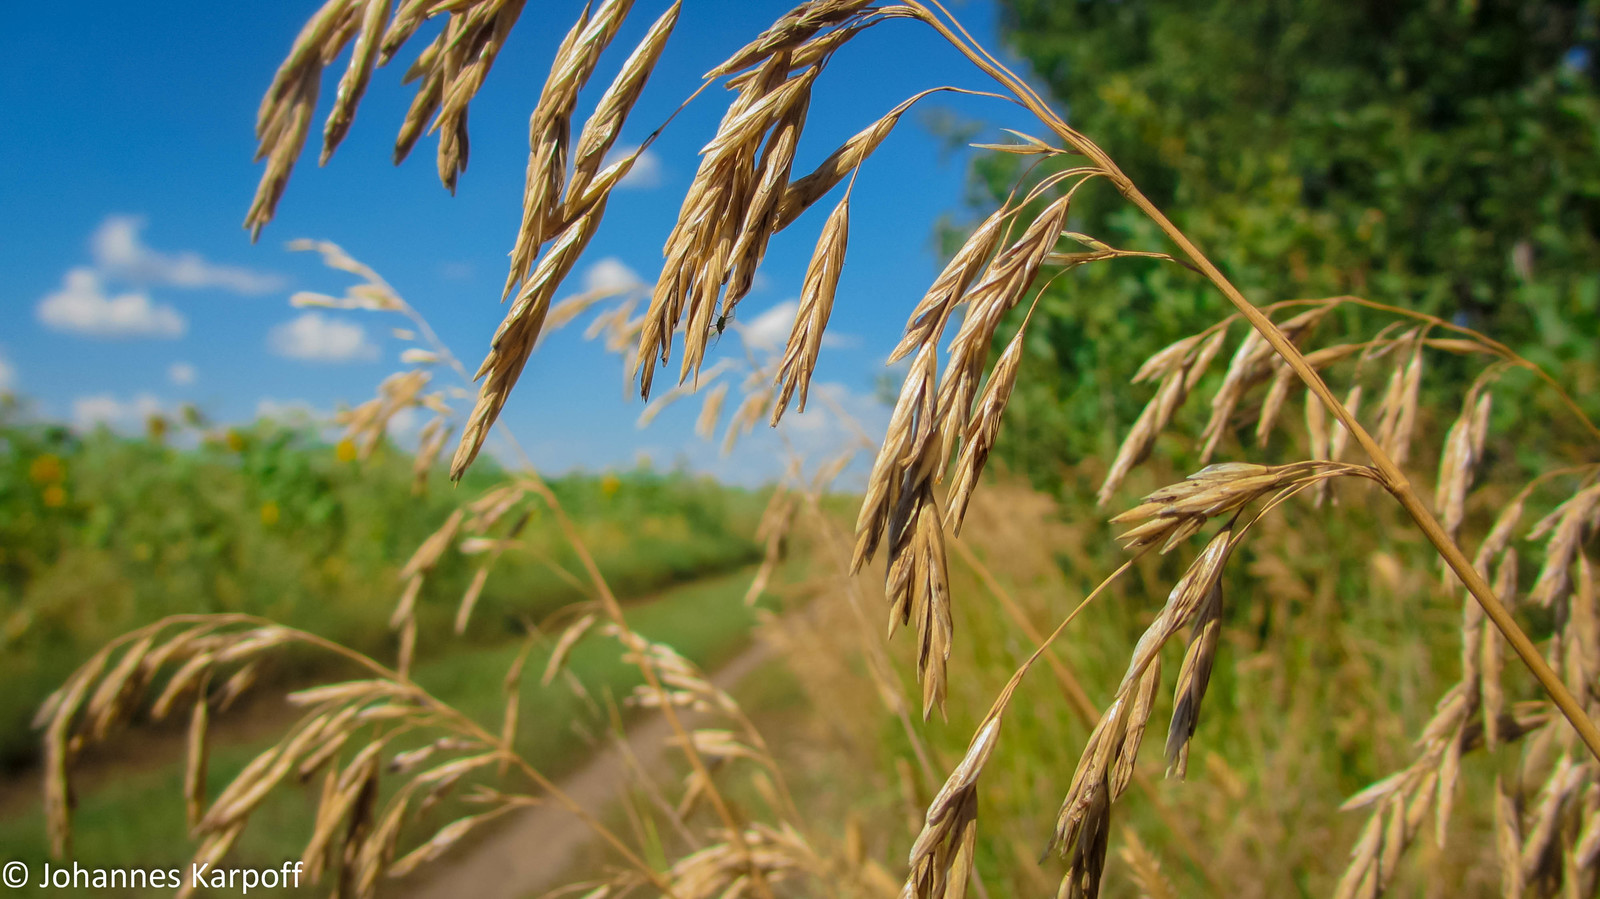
[1,415,765,770]
[0,566,778,896]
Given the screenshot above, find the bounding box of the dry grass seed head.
[771,192,848,423]
[246,0,359,238]
[708,0,875,80]
[1098,366,1191,508]
[634,50,787,397]
[853,343,936,572]
[1480,549,1519,748]
[1528,483,1600,610]
[1098,326,1234,505]
[929,195,1072,489]
[1118,829,1179,899]
[185,689,211,829]
[254,0,536,234]
[940,194,1073,401]
[42,623,324,856]
[946,324,1027,533]
[1050,531,1232,897]
[1052,705,1124,886]
[745,486,796,605]
[637,359,733,427]
[777,88,928,234]
[337,369,438,460]
[544,612,600,686]
[321,0,392,164]
[1198,305,1329,463]
[388,808,509,878]
[565,3,681,207]
[1518,756,1585,887]
[455,201,609,479]
[1327,383,1364,465]
[721,385,775,455]
[696,381,730,439]
[1567,554,1600,706]
[1165,580,1222,778]
[678,69,820,388]
[1113,462,1328,554]
[503,0,632,296]
[1370,330,1425,468]
[391,22,453,165]
[411,417,454,493]
[889,204,1010,366]
[432,1,532,192]
[1253,364,1295,447]
[906,715,1001,899]
[723,96,809,317]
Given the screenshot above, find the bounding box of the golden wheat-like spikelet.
[771,193,848,424]
[454,202,609,479]
[566,5,680,208]
[709,0,875,80]
[1113,461,1365,554]
[39,616,546,898]
[945,323,1026,533]
[905,714,1000,899]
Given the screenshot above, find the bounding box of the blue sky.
[0,0,1045,482]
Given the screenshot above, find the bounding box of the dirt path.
[390,637,778,899]
[0,568,761,822]
[0,688,302,819]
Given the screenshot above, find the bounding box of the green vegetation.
[0,567,778,896]
[850,6,1600,888]
[12,3,1600,896]
[901,478,1505,896]
[0,401,764,770]
[972,0,1600,478]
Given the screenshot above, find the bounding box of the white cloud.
[739,301,797,351]
[267,312,378,363]
[736,299,858,353]
[0,350,13,392]
[255,397,327,424]
[785,381,888,437]
[168,361,197,386]
[35,216,286,345]
[647,377,887,487]
[608,146,663,190]
[90,215,283,294]
[387,406,421,438]
[437,261,475,281]
[37,268,187,338]
[583,257,644,294]
[72,393,164,431]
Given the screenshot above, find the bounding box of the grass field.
[3,417,1583,898]
[0,565,784,896]
[0,407,767,771]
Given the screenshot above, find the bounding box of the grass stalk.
[1122,192,1600,764]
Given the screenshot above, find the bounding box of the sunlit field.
[4,2,1600,898]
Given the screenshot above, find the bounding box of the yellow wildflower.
[28,453,64,484]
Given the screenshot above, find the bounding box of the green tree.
[976,0,1600,479]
